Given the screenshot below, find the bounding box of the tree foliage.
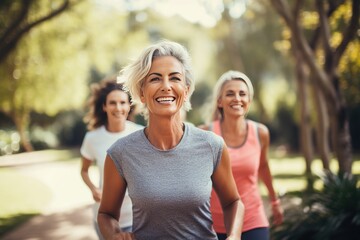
[0,1,89,150]
[0,0,73,64]
[269,0,360,175]
[0,0,359,158]
[0,0,219,151]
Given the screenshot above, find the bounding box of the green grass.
[0,168,52,236]
[260,156,360,197]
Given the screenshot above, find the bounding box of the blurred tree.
[188,81,212,125]
[340,39,360,106]
[211,1,293,124]
[292,38,317,190]
[269,0,359,175]
[0,7,88,151]
[0,0,77,64]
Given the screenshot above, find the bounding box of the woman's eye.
[150,77,160,82]
[171,77,181,81]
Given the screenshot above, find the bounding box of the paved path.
[1,157,99,240]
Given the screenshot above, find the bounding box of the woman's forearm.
[80,171,97,191]
[223,199,244,239]
[97,212,121,239]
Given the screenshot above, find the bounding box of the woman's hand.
[110,232,135,240]
[98,155,129,239]
[271,200,284,226]
[92,187,102,202]
[226,234,241,240]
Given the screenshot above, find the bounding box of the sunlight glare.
[96,0,225,28]
[228,0,246,18]
[153,0,224,27]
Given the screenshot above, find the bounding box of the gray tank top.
[107,123,224,240]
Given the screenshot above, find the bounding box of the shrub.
[271,171,360,240]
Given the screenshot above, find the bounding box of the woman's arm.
[257,123,283,226]
[80,157,102,202]
[212,144,244,240]
[98,154,134,240]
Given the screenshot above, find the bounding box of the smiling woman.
[122,40,195,121]
[140,56,189,123]
[80,77,143,238]
[200,70,283,240]
[97,40,245,240]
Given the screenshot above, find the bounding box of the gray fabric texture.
[107,123,224,240]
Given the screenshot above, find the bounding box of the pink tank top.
[210,120,269,233]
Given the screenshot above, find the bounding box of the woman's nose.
[161,79,171,91]
[115,103,122,109]
[234,93,241,101]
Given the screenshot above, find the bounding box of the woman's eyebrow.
[147,72,162,77]
[225,89,235,93]
[169,72,182,76]
[147,72,182,77]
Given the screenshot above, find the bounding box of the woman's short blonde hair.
[206,70,254,122]
[118,40,195,119]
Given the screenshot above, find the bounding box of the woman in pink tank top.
[199,71,283,240]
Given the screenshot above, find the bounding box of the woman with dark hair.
[80,77,143,239]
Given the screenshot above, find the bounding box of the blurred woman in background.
[80,77,143,239]
[200,70,283,240]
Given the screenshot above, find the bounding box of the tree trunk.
[256,97,270,124]
[294,46,315,191]
[13,112,33,152]
[329,75,353,174]
[334,110,353,174]
[312,79,331,171]
[0,0,71,64]
[269,0,357,176]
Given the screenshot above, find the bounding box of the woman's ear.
[184,85,190,102]
[217,98,223,108]
[140,89,146,103]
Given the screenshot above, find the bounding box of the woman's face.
[218,79,251,118]
[103,90,131,124]
[141,56,189,118]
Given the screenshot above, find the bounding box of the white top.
[80,121,143,228]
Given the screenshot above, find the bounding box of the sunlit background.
[0,0,359,239]
[1,0,359,156]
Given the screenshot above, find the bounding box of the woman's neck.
[220,116,247,147]
[106,120,126,133]
[145,115,184,150]
[221,116,246,133]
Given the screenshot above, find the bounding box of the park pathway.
[1,150,295,240]
[1,157,98,240]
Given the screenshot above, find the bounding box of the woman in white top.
[80,77,143,239]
